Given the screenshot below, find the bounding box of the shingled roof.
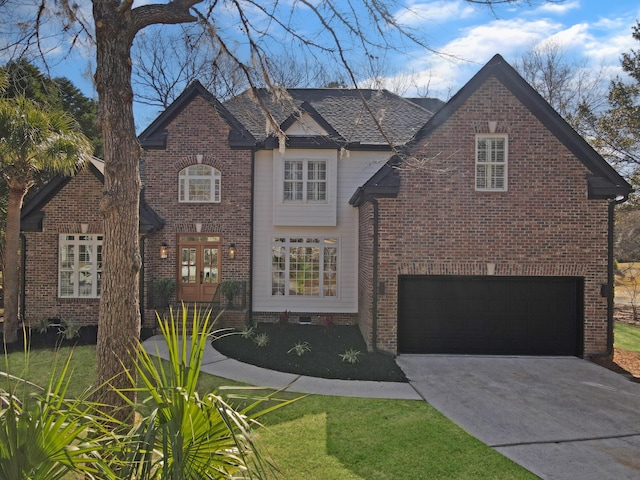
[223,88,435,148]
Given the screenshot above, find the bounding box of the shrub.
[254,332,270,347]
[339,348,362,364]
[287,341,311,356]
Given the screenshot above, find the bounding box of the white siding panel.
[253,148,392,313]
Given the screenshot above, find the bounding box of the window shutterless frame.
[475,134,508,191]
[58,234,103,298]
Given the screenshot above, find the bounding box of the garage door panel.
[398,276,583,355]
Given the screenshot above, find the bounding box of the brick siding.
[358,77,610,356]
[142,95,253,329]
[23,169,104,326]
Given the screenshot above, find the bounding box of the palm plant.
[0,349,115,479]
[109,305,294,479]
[0,305,296,479]
[0,77,92,343]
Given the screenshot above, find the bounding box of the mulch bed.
[212,323,407,382]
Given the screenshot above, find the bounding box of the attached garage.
[398,276,583,356]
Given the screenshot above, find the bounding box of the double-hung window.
[59,234,103,298]
[283,159,327,202]
[476,135,507,191]
[272,237,337,297]
[179,165,221,202]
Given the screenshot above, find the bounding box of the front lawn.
[1,344,535,479]
[615,322,640,352]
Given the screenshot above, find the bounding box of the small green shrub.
[59,319,81,340]
[240,325,255,339]
[254,332,270,347]
[34,317,51,334]
[219,280,243,307]
[339,348,362,364]
[288,341,311,356]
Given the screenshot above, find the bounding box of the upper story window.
[59,234,103,298]
[179,165,221,203]
[283,159,327,202]
[476,135,508,191]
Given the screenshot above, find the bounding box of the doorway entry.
[177,234,221,303]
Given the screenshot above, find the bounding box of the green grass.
[615,322,640,352]
[213,323,407,382]
[1,344,535,479]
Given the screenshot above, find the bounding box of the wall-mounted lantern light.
[160,242,168,259]
[229,243,236,260]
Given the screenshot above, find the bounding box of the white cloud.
[534,0,580,15]
[395,0,476,27]
[380,18,565,99]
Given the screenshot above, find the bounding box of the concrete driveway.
[396,356,640,480]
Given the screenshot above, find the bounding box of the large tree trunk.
[2,185,27,345]
[93,3,142,420]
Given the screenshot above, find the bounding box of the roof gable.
[21,158,164,233]
[138,81,255,149]
[412,54,631,199]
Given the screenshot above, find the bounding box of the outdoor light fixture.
[229,243,236,260]
[160,242,168,259]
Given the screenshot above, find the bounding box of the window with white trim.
[272,237,337,297]
[59,234,103,298]
[476,135,507,191]
[283,159,327,202]
[179,165,221,202]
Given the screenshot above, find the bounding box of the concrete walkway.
[141,335,421,400]
[396,355,640,480]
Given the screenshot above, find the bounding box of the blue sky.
[383,0,640,100]
[10,0,640,132]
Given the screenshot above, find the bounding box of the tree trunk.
[2,185,27,345]
[93,3,142,421]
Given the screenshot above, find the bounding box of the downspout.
[592,195,627,359]
[20,233,26,324]
[606,196,628,356]
[370,197,379,352]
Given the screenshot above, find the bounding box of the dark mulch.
[1,325,99,354]
[212,323,407,382]
[1,325,156,354]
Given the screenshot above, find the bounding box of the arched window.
[179,165,221,203]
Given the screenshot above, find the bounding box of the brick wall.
[361,77,610,356]
[23,169,104,326]
[356,201,375,349]
[142,95,253,328]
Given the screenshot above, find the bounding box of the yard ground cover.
[615,322,640,353]
[1,344,536,479]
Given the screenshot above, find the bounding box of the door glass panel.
[181,247,197,283]
[203,248,219,284]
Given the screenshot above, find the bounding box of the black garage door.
[398,276,583,355]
